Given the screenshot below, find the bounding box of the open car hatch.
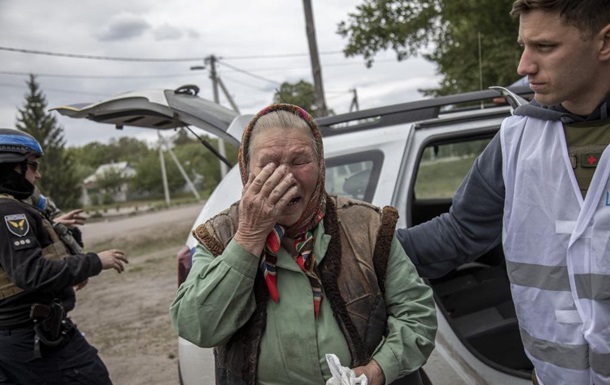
[51,85,240,146]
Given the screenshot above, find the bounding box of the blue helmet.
[0,128,43,164]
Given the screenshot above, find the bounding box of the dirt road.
[81,204,203,243]
[71,202,203,385]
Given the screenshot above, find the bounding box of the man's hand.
[353,360,385,385]
[98,249,128,273]
[55,209,87,226]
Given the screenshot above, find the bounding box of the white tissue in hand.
[325,354,368,385]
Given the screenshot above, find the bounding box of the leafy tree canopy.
[65,128,238,202]
[173,127,198,146]
[274,80,321,117]
[69,137,152,169]
[337,0,523,96]
[129,136,238,198]
[273,80,336,117]
[130,150,184,196]
[15,75,81,209]
[95,167,132,195]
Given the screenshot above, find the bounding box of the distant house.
[82,161,137,206]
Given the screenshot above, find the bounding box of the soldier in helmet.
[0,128,128,385]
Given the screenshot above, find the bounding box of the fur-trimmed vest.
[193,195,399,385]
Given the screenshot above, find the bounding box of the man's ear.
[599,24,610,61]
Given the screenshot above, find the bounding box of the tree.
[68,142,109,169]
[15,75,81,209]
[69,137,152,168]
[172,128,197,146]
[337,0,522,96]
[273,80,321,117]
[95,167,131,197]
[273,80,336,117]
[173,140,238,195]
[131,151,185,197]
[107,137,152,164]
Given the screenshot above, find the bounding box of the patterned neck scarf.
[239,104,326,316]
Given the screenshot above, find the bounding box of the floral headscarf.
[237,103,327,316]
[237,103,326,238]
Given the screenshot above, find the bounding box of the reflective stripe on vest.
[501,116,610,383]
[507,261,610,300]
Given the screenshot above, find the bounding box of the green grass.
[84,194,204,218]
[414,155,477,199]
[88,222,192,257]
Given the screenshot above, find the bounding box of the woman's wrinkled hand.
[352,360,385,385]
[234,163,297,256]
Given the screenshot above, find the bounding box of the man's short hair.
[510,0,610,38]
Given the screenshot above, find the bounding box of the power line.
[0,46,344,62]
[217,61,282,86]
[222,51,343,60]
[0,57,399,82]
[219,74,272,92]
[0,46,198,62]
[0,82,108,97]
[325,89,352,95]
[326,93,350,101]
[219,58,398,75]
[37,87,109,97]
[0,70,198,80]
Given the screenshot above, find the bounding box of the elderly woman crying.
[170,104,437,385]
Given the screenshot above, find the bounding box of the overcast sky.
[0,1,439,147]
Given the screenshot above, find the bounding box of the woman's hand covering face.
[234,163,298,256]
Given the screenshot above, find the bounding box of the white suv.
[55,84,533,385]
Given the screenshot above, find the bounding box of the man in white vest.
[397,1,610,384]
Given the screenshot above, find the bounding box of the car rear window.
[325,150,383,202]
[414,138,492,199]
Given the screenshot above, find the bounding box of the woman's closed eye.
[292,158,311,166]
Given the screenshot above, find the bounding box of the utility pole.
[157,131,205,205]
[218,78,241,113]
[204,55,229,178]
[349,88,359,112]
[158,131,170,206]
[191,55,241,177]
[158,134,201,201]
[302,0,328,117]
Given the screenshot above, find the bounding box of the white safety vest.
[501,115,610,385]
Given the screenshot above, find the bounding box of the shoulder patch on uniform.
[11,236,36,250]
[4,214,30,237]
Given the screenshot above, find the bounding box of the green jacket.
[171,196,436,385]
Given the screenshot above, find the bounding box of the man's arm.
[0,201,102,291]
[397,133,506,279]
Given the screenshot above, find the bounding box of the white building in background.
[82,161,137,206]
